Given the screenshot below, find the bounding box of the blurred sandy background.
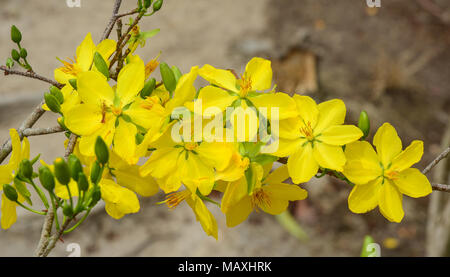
[0,0,449,256]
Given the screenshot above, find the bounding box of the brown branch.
[422,147,450,175]
[22,125,64,137]
[0,100,46,164]
[100,0,123,42]
[0,66,63,88]
[34,210,54,257]
[39,218,72,257]
[65,134,78,158]
[431,183,450,193]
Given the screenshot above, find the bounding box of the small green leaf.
[252,154,278,166]
[160,62,176,95]
[93,52,109,80]
[245,166,256,195]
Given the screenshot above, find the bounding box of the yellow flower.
[195,57,297,121]
[160,189,218,239]
[0,129,29,229]
[271,95,363,183]
[54,32,116,84]
[99,179,140,220]
[221,163,308,227]
[343,123,432,223]
[64,57,146,164]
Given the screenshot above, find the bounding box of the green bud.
[6,58,14,68]
[19,48,27,59]
[93,52,109,79]
[245,165,256,195]
[94,136,109,165]
[144,0,152,9]
[19,159,33,180]
[11,25,22,44]
[153,0,163,11]
[160,62,176,94]
[69,78,78,90]
[62,203,73,217]
[140,78,156,98]
[171,66,182,83]
[11,49,20,61]
[44,93,61,114]
[77,172,89,192]
[68,154,83,181]
[49,86,64,104]
[89,186,101,208]
[54,157,71,186]
[14,177,32,205]
[38,166,55,192]
[358,110,370,140]
[3,184,18,202]
[135,133,145,145]
[90,160,102,184]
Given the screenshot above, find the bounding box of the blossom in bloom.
[221,163,308,227]
[64,57,147,164]
[160,189,218,239]
[343,123,432,222]
[271,95,363,183]
[0,129,29,229]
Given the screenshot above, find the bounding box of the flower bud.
[19,48,27,59]
[144,0,152,9]
[160,62,176,94]
[54,157,71,186]
[69,78,78,90]
[89,186,101,208]
[44,93,61,114]
[68,154,83,181]
[90,160,102,184]
[6,58,14,68]
[93,52,109,79]
[3,184,18,202]
[171,65,182,83]
[358,110,370,139]
[49,86,64,104]
[140,78,156,98]
[77,172,89,192]
[62,203,73,217]
[38,166,55,192]
[19,159,33,180]
[94,136,109,165]
[11,49,20,61]
[153,0,163,11]
[11,25,22,44]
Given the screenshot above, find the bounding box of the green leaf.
[139,28,160,40]
[252,154,278,166]
[160,62,176,95]
[93,52,109,80]
[171,65,182,83]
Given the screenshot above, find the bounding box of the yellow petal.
[77,71,114,106]
[221,178,247,214]
[373,123,402,167]
[264,183,308,201]
[390,140,423,172]
[166,66,199,111]
[225,196,253,227]
[378,180,404,223]
[244,57,272,91]
[185,194,219,239]
[250,93,298,120]
[116,61,145,106]
[276,117,303,140]
[8,129,22,171]
[197,142,232,171]
[313,142,346,171]
[287,143,319,183]
[1,193,17,229]
[293,95,319,128]
[76,32,96,71]
[140,147,182,178]
[319,125,363,145]
[393,168,432,198]
[54,68,74,85]
[113,118,138,165]
[348,178,381,214]
[0,166,12,185]
[199,64,238,93]
[65,104,103,136]
[194,86,237,115]
[264,165,289,185]
[21,137,30,160]
[182,154,215,196]
[101,179,140,220]
[55,179,79,199]
[96,39,117,60]
[78,114,116,157]
[114,165,159,197]
[315,99,346,133]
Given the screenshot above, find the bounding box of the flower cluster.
[0,27,432,240]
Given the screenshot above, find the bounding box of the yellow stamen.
[184,142,198,151]
[251,189,271,211]
[111,106,122,116]
[239,74,252,98]
[57,57,81,76]
[160,190,191,209]
[300,121,314,140]
[386,170,400,180]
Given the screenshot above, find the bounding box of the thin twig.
[34,210,54,257]
[100,0,123,42]
[0,66,63,88]
[40,218,72,257]
[431,183,450,193]
[0,100,46,164]
[422,147,450,175]
[22,125,64,137]
[65,134,78,158]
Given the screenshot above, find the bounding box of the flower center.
[239,75,252,98]
[111,106,122,116]
[251,189,271,211]
[385,170,399,180]
[160,190,191,209]
[58,57,81,76]
[300,121,315,140]
[184,142,199,151]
